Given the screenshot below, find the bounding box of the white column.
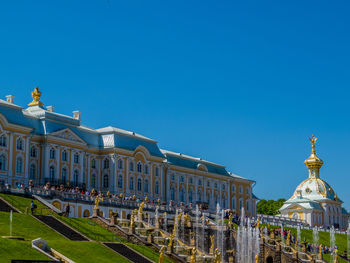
[8,132,13,179]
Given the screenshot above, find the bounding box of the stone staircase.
[103,243,154,263]
[34,215,89,241]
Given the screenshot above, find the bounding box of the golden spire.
[304,135,323,177]
[28,87,44,107]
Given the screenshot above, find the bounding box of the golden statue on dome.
[28,87,44,107]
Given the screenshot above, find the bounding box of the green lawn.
[1,193,174,263]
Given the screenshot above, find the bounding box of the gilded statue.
[139,202,145,215]
[256,218,260,229]
[210,235,215,250]
[318,244,323,259]
[28,87,44,107]
[255,253,259,263]
[158,246,165,263]
[94,195,103,209]
[190,248,196,263]
[168,233,175,249]
[214,248,221,263]
[228,213,233,228]
[333,249,339,263]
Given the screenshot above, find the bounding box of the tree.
[257,198,286,215]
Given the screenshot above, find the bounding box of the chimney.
[47,106,54,112]
[73,111,81,121]
[6,95,14,104]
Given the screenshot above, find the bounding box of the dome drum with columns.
[280,135,349,229]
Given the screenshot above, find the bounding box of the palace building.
[0,88,257,215]
[280,135,349,229]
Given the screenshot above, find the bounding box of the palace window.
[171,174,175,181]
[0,135,7,147]
[0,154,6,171]
[73,170,79,186]
[180,176,184,183]
[62,150,68,162]
[232,196,236,210]
[239,198,243,210]
[29,164,36,180]
[155,167,159,177]
[103,158,109,169]
[155,181,159,195]
[180,188,185,202]
[144,179,149,193]
[214,183,217,189]
[16,157,23,174]
[49,166,55,181]
[198,180,202,186]
[189,178,193,184]
[232,185,236,193]
[49,148,55,159]
[74,153,79,164]
[129,177,134,190]
[30,146,37,158]
[118,175,123,188]
[239,186,243,194]
[222,184,225,191]
[129,161,134,171]
[61,168,67,184]
[207,181,210,187]
[91,174,96,188]
[197,190,202,202]
[246,199,250,212]
[103,174,109,188]
[118,159,123,169]
[144,164,148,174]
[246,187,250,195]
[206,192,210,204]
[137,178,142,192]
[214,194,218,205]
[171,187,175,200]
[189,191,193,203]
[91,158,96,169]
[137,162,142,173]
[16,138,23,151]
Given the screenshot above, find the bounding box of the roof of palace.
[0,92,253,181]
[280,196,324,211]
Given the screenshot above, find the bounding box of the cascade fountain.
[155,206,159,229]
[330,226,336,263]
[280,223,284,244]
[201,213,205,252]
[297,225,301,252]
[195,205,200,250]
[312,226,319,254]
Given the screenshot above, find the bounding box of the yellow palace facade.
[0,88,257,215]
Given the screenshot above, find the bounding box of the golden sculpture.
[286,230,291,245]
[228,213,233,228]
[94,195,103,209]
[168,233,175,249]
[158,246,165,263]
[28,87,44,107]
[210,235,215,251]
[214,248,221,263]
[139,202,145,215]
[333,249,339,263]
[256,218,260,229]
[255,253,259,263]
[190,248,196,263]
[318,244,323,259]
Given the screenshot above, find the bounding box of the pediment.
[49,128,86,145]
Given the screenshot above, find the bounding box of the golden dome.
[304,135,323,169]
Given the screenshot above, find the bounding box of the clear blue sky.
[0,0,349,210]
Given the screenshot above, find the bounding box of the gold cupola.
[304,135,323,178]
[28,87,44,107]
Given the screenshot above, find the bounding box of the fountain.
[297,225,301,252]
[330,226,336,263]
[2,210,23,240]
[195,205,200,250]
[312,226,319,254]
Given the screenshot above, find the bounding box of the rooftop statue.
[28,87,44,107]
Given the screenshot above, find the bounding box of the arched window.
[232,196,236,210]
[16,157,23,174]
[62,150,68,162]
[137,178,142,191]
[239,186,243,194]
[197,190,202,202]
[170,187,175,200]
[155,181,159,195]
[103,158,109,169]
[30,146,37,158]
[232,185,236,193]
[16,138,23,150]
[118,175,123,188]
[180,188,185,202]
[49,148,55,159]
[239,198,243,210]
[0,154,6,171]
[129,161,134,171]
[73,170,79,186]
[206,192,210,204]
[91,158,96,169]
[189,190,193,203]
[118,159,123,169]
[129,177,134,190]
[214,193,218,205]
[155,167,159,177]
[74,153,79,164]
[222,195,226,208]
[0,135,7,147]
[198,180,202,186]
[61,168,67,184]
[103,174,109,188]
[144,179,149,193]
[137,162,142,173]
[246,199,249,212]
[222,184,225,190]
[246,187,250,195]
[29,164,36,180]
[91,174,96,188]
[49,166,55,181]
[144,164,148,174]
[180,176,184,183]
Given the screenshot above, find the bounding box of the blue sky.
[0,0,349,209]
